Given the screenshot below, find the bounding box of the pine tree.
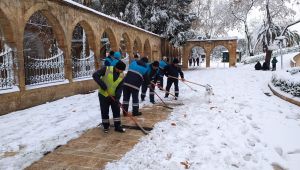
[72,0,196,46]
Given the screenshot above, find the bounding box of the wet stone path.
[26,104,173,170]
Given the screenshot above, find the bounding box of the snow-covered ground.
[0,53,300,170]
[106,54,300,170]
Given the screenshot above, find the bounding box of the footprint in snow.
[251,123,261,131]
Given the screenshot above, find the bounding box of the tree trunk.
[265,49,272,70]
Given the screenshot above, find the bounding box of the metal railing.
[72,50,95,79]
[0,49,14,90]
[25,49,65,85]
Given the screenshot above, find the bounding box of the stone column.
[182,44,189,70]
[229,41,237,67]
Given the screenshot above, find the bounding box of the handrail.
[72,50,94,61]
[27,49,63,61]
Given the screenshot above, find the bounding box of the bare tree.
[190,0,231,38]
[252,0,296,68]
[230,0,258,56]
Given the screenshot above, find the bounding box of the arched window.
[71,23,95,79]
[23,11,65,85]
[211,45,229,68]
[189,46,205,68]
[0,27,14,90]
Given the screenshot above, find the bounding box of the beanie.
[115,61,126,71]
[141,57,149,63]
[109,51,115,56]
[173,58,179,64]
[114,51,122,60]
[152,61,159,67]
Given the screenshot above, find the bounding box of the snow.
[62,0,160,38]
[1,53,300,169]
[0,86,19,95]
[187,37,238,42]
[25,79,70,90]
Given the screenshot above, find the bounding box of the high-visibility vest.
[99,66,124,97]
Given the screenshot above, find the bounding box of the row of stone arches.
[0,6,155,88]
[188,45,231,68]
[0,0,164,115]
[182,40,237,69]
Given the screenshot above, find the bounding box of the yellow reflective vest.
[99,66,124,97]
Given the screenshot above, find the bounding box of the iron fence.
[25,49,65,85]
[0,49,14,90]
[72,50,95,79]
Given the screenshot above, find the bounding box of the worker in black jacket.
[164,58,185,100]
[123,57,149,116]
[141,61,159,103]
[92,61,126,133]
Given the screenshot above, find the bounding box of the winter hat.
[114,51,122,60]
[172,58,179,64]
[152,61,159,67]
[109,51,115,56]
[115,61,126,71]
[141,57,149,63]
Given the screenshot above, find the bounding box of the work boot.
[115,126,126,133]
[103,127,109,133]
[150,101,156,104]
[133,112,142,116]
[164,95,168,98]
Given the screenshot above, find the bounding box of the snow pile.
[287,67,300,75]
[242,45,300,64]
[271,68,300,97]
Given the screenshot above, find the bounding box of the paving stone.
[26,105,173,169]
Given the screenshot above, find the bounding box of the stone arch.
[133,36,142,57]
[70,21,96,79]
[188,46,206,68]
[209,45,229,68]
[0,8,16,90]
[100,27,118,59]
[23,10,67,85]
[0,8,15,47]
[24,6,67,53]
[144,39,151,61]
[120,33,131,55]
[70,20,96,52]
[120,32,132,65]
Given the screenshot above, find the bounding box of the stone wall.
[0,0,167,115]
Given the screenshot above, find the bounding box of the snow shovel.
[148,85,173,109]
[168,75,213,94]
[150,81,177,98]
[109,96,149,135]
[167,76,198,92]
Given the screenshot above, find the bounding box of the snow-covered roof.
[222,50,241,52]
[62,0,161,38]
[187,37,238,42]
